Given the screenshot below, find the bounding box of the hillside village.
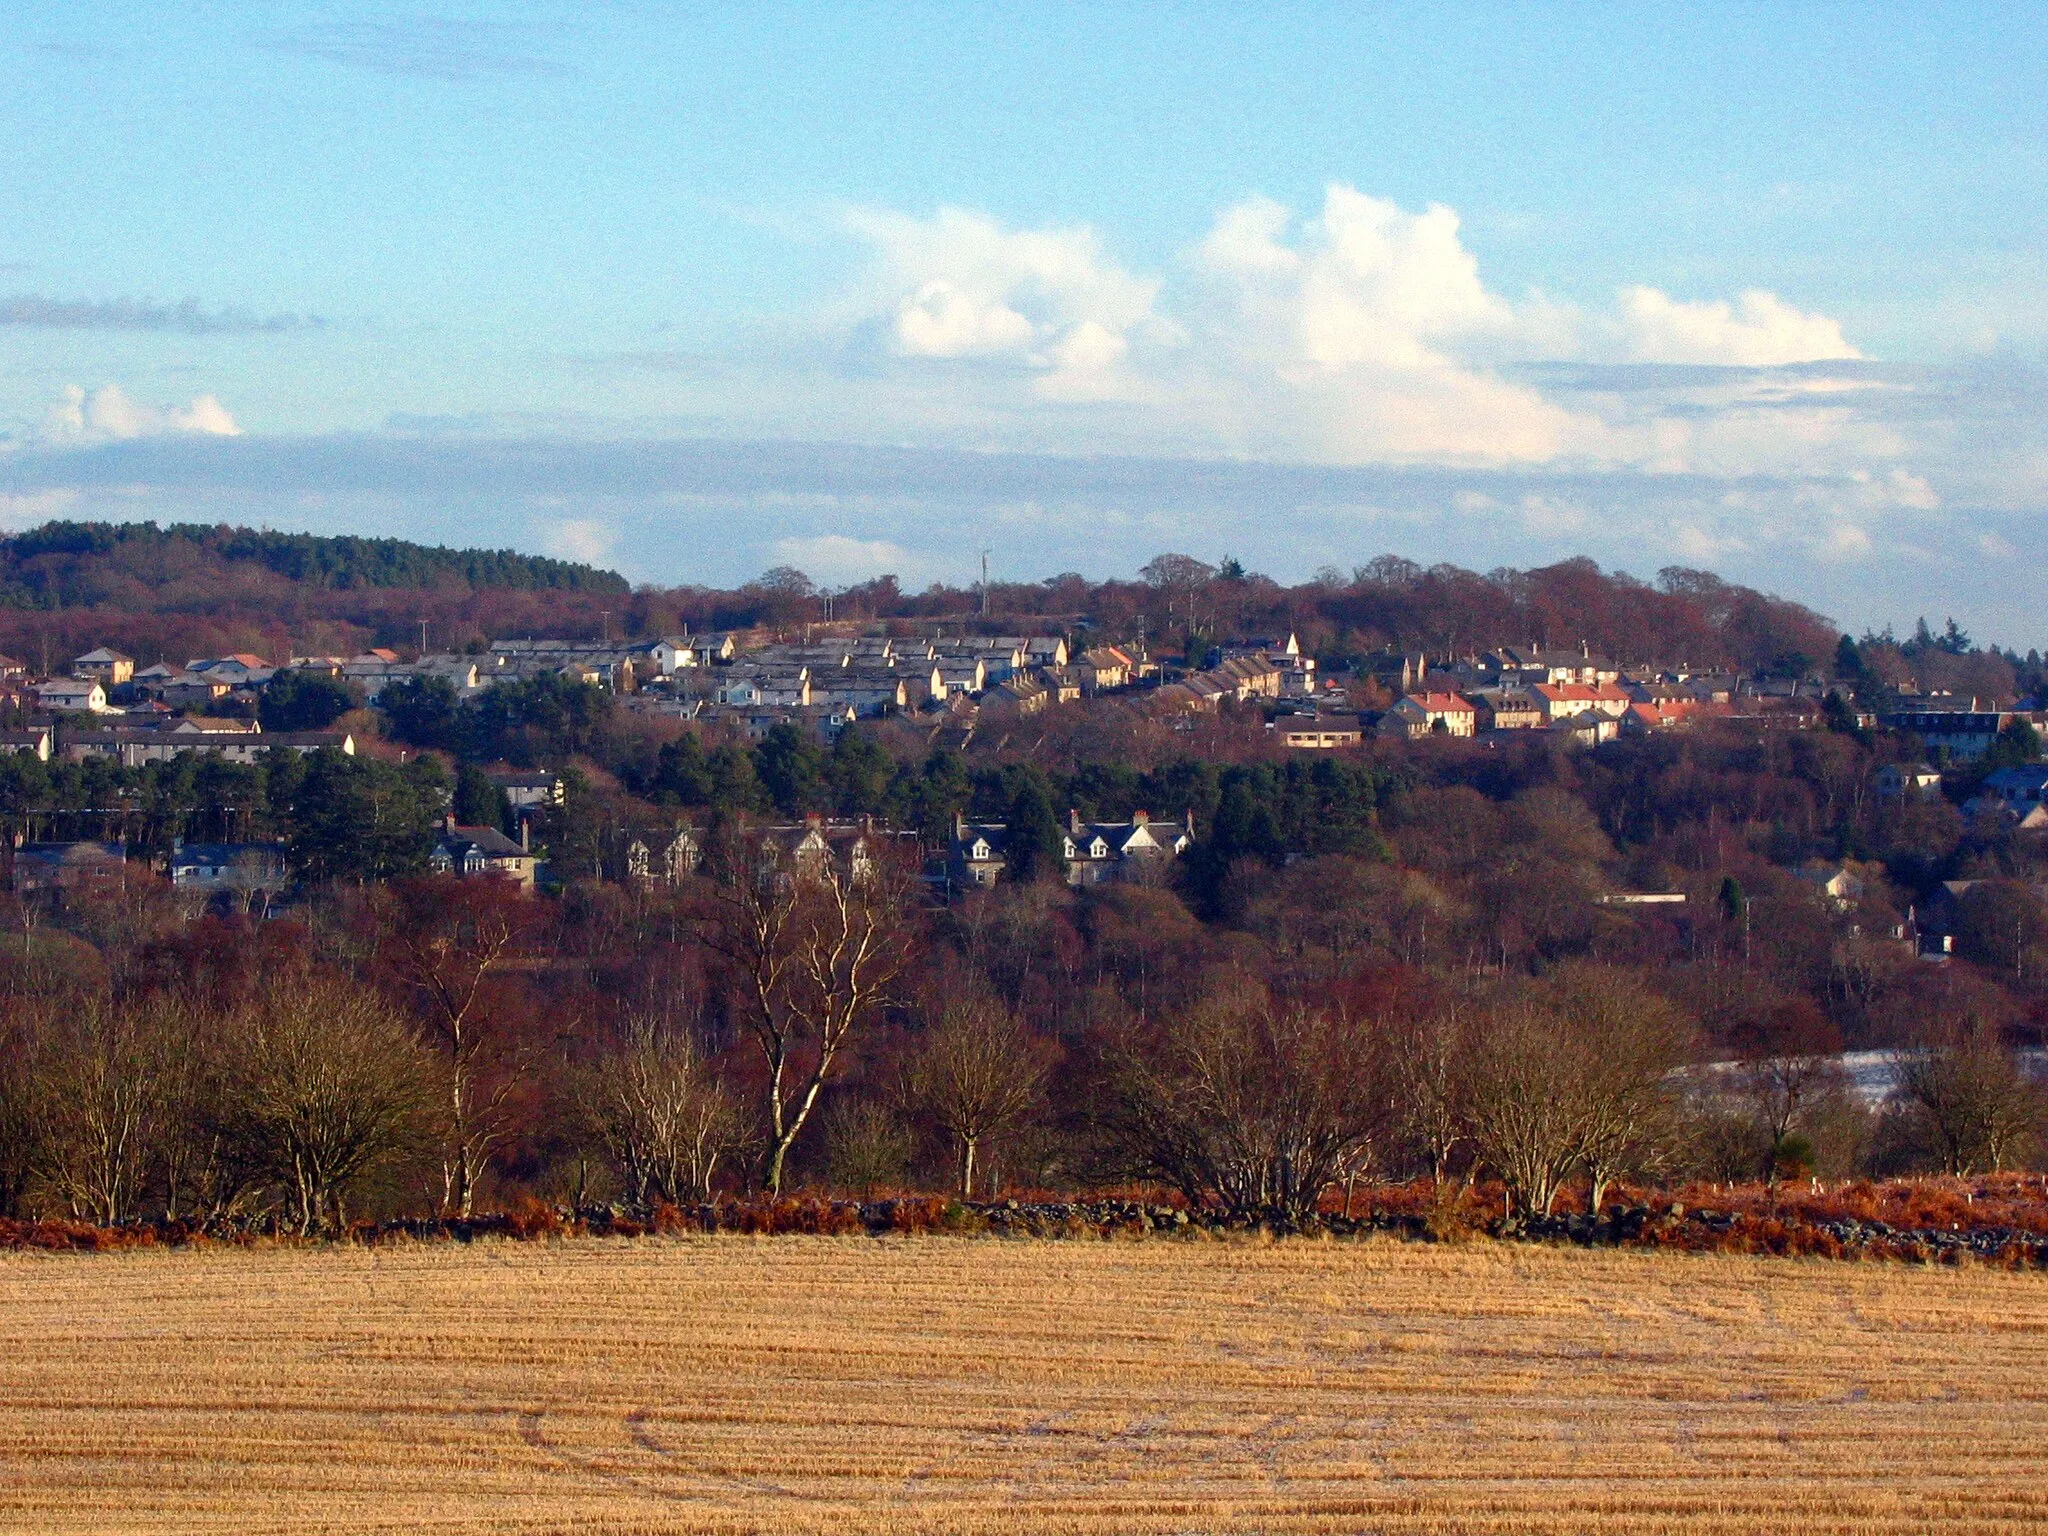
[1,612,2043,955]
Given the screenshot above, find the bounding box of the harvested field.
[0,1237,2044,1534]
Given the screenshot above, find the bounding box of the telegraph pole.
[980,549,991,618]
[418,619,429,656]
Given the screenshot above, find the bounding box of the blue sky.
[3,4,2046,641]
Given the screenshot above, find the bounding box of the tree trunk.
[960,1136,978,1198]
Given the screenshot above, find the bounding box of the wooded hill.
[0,519,1850,681]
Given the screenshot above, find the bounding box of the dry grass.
[1,1236,2045,1534]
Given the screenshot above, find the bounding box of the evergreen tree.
[1004,777,1067,885]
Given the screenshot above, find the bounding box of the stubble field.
[0,1235,2044,1534]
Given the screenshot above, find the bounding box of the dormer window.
[971,840,990,859]
[1063,839,1077,857]
[1091,839,1108,858]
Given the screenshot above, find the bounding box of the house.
[1075,646,1132,693]
[651,636,702,674]
[1531,682,1634,721]
[934,659,986,699]
[1881,705,2035,761]
[1475,690,1546,732]
[946,810,1193,889]
[486,769,565,809]
[0,655,24,682]
[1380,692,1477,740]
[1794,862,1867,911]
[71,647,135,686]
[1972,766,2048,817]
[169,841,290,915]
[155,674,235,710]
[0,728,51,762]
[429,819,537,889]
[625,826,703,884]
[1622,699,1720,734]
[1875,762,1944,799]
[1278,715,1364,749]
[34,678,108,714]
[1024,636,1068,667]
[189,653,275,687]
[6,841,128,899]
[1487,645,1621,687]
[987,675,1051,716]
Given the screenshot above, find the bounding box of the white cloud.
[1184,185,1585,462]
[41,383,241,442]
[538,516,617,565]
[846,205,1169,399]
[1615,286,1863,366]
[1816,523,1874,561]
[768,533,928,586]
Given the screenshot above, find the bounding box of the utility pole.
[980,549,991,618]
[418,619,429,656]
[600,609,610,645]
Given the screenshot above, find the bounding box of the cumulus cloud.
[845,205,1173,400]
[840,183,1876,473]
[1614,286,1863,366]
[41,383,240,442]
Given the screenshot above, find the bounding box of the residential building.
[169,841,291,915]
[625,826,703,884]
[34,678,108,714]
[429,819,537,888]
[1875,762,1944,799]
[1531,682,1634,721]
[1277,715,1364,749]
[72,647,135,686]
[1075,646,1132,693]
[947,809,1193,889]
[0,728,51,762]
[1881,705,2035,761]
[6,840,128,899]
[1380,692,1478,739]
[1474,690,1546,732]
[486,769,565,809]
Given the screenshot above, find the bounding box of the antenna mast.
[980,549,991,618]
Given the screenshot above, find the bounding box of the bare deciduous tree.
[1895,1023,2041,1175]
[1100,979,1389,1223]
[704,829,917,1194]
[578,1012,744,1207]
[909,992,1053,1196]
[33,998,181,1226]
[230,977,431,1235]
[378,879,527,1218]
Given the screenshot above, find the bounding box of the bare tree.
[230,977,432,1235]
[1461,971,1693,1218]
[1557,969,1692,1211]
[0,1004,42,1219]
[1099,981,1389,1224]
[1895,1023,2041,1174]
[1387,1000,1469,1185]
[32,998,180,1226]
[704,829,917,1194]
[578,1012,744,1207]
[908,992,1053,1196]
[377,879,528,1218]
[1460,997,1584,1219]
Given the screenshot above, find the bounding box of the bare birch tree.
[578,1012,744,1206]
[704,828,917,1194]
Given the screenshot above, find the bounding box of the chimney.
[1068,808,1082,835]
[442,814,456,834]
[519,817,530,852]
[1131,809,1149,826]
